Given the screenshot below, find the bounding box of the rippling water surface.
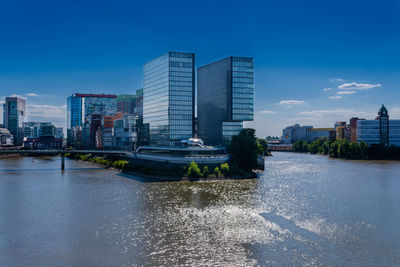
[1,153,400,266]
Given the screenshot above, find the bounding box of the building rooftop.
[73,93,117,98]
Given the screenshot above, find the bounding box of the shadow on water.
[116,172,168,183]
[260,212,329,244]
[248,212,342,264]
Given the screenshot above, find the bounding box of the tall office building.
[67,93,117,146]
[143,52,195,146]
[4,97,26,146]
[197,56,254,145]
[357,105,400,147]
[136,89,144,117]
[117,94,136,114]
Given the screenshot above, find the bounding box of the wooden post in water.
[61,154,65,170]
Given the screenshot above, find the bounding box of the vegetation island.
[66,128,271,181]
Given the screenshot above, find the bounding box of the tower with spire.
[377,104,389,146]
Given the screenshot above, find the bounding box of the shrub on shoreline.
[66,153,254,179]
[293,138,400,160]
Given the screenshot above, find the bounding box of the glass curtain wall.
[232,57,254,121]
[143,52,194,146]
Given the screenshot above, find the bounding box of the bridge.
[0,150,127,170]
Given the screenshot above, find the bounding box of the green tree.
[349,142,361,159]
[186,161,201,179]
[227,128,258,172]
[256,138,269,155]
[214,166,222,177]
[359,141,368,159]
[202,166,209,177]
[329,141,339,158]
[220,163,230,177]
[308,141,320,154]
[338,139,350,158]
[322,141,330,155]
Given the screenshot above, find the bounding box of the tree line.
[293,138,400,160]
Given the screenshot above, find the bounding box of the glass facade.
[4,97,26,146]
[222,121,243,145]
[143,52,194,146]
[232,57,254,121]
[390,120,400,146]
[67,94,117,146]
[197,56,254,146]
[67,95,83,130]
[357,120,380,145]
[83,97,117,119]
[67,95,83,145]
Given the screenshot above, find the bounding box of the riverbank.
[293,138,400,160]
[65,153,259,181]
[0,153,20,159]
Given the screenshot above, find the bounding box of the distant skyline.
[1,0,400,137]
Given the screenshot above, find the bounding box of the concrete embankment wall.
[0,154,20,159]
[123,152,229,165]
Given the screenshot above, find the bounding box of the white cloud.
[299,109,370,118]
[322,87,332,91]
[329,96,342,99]
[389,107,400,118]
[8,94,26,99]
[338,82,382,90]
[26,104,66,127]
[336,91,356,95]
[278,100,306,105]
[259,110,276,114]
[25,93,39,97]
[330,78,345,83]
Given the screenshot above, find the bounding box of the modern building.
[113,114,139,150]
[0,128,14,146]
[136,89,144,117]
[96,113,125,149]
[143,52,195,146]
[3,97,26,146]
[23,137,63,149]
[40,123,57,137]
[67,93,117,146]
[281,124,335,144]
[82,114,103,148]
[22,122,62,149]
[357,105,400,147]
[311,128,335,140]
[56,127,64,139]
[23,122,42,138]
[197,56,254,145]
[117,94,136,114]
[349,117,365,143]
[334,121,346,140]
[281,124,313,144]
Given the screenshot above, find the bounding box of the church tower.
[377,104,389,146]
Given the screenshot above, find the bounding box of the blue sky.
[1,0,400,137]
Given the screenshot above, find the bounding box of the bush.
[214,167,222,177]
[186,161,202,179]
[202,166,209,177]
[220,163,230,177]
[227,128,258,172]
[229,161,245,176]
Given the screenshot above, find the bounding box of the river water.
[1,152,400,266]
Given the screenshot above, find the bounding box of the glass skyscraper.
[143,52,195,146]
[197,56,254,145]
[4,97,26,146]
